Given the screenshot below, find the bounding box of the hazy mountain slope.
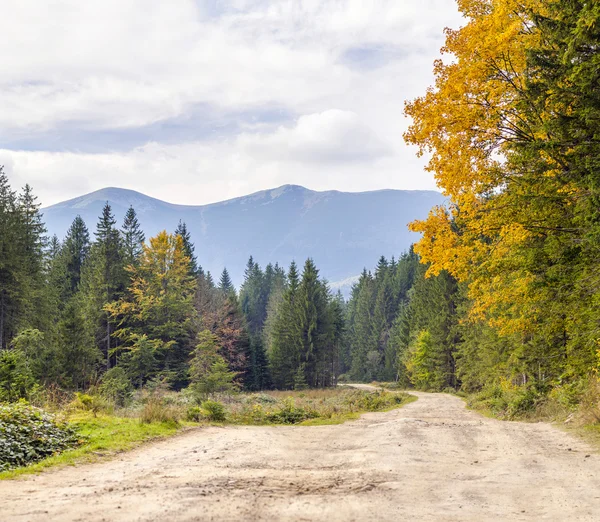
[42,185,444,287]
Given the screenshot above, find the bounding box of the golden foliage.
[404,0,569,333]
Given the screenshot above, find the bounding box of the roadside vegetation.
[0,385,412,477]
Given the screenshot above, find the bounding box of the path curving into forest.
[2,389,600,521]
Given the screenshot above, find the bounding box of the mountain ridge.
[42,184,445,290]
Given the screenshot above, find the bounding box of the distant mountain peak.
[42,184,445,290]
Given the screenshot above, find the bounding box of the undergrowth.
[1,386,413,478]
[0,402,81,472]
[466,376,600,424]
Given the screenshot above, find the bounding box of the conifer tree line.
[342,250,461,391]
[0,170,348,396]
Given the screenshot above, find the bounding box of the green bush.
[343,390,403,412]
[140,397,181,425]
[98,367,133,407]
[505,387,541,418]
[468,384,548,419]
[201,400,226,421]
[69,392,112,417]
[186,405,204,422]
[265,398,318,424]
[248,393,278,405]
[0,402,80,471]
[0,350,36,402]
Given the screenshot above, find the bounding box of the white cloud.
[240,110,391,163]
[0,0,462,205]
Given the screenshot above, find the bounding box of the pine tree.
[57,298,100,389]
[326,291,346,385]
[121,206,145,267]
[266,261,301,389]
[80,203,127,370]
[0,175,48,348]
[399,264,460,390]
[219,268,234,296]
[57,216,90,301]
[190,330,238,398]
[0,170,21,348]
[348,270,377,381]
[16,184,51,337]
[205,271,215,288]
[47,235,61,261]
[239,256,271,390]
[175,220,198,276]
[122,334,162,388]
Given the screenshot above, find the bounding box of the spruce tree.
[219,268,234,296]
[239,256,271,390]
[0,170,20,348]
[175,220,198,276]
[80,203,127,370]
[266,261,301,389]
[121,206,145,267]
[348,270,377,381]
[58,216,90,301]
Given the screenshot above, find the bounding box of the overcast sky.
[0,0,462,207]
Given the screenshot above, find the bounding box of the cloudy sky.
[0,0,462,206]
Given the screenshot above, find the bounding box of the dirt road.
[3,389,600,521]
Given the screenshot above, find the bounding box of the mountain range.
[42,185,444,292]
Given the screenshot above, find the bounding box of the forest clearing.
[2,386,600,521]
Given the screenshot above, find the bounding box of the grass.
[458,380,600,453]
[222,387,415,425]
[0,413,183,480]
[299,392,418,426]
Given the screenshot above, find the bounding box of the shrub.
[98,367,133,407]
[68,392,112,417]
[186,405,204,422]
[576,377,600,424]
[505,387,540,418]
[249,393,278,405]
[201,400,226,421]
[0,350,36,402]
[265,397,318,424]
[140,397,181,425]
[0,402,81,471]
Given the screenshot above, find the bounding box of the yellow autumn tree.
[106,231,198,386]
[404,0,576,336]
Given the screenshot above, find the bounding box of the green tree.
[121,334,166,387]
[56,298,100,389]
[81,203,127,370]
[0,169,20,349]
[0,349,36,402]
[106,231,197,388]
[55,216,90,303]
[175,220,198,276]
[218,268,234,296]
[189,330,238,398]
[121,206,145,267]
[239,256,271,390]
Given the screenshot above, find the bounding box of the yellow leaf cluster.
[405,0,553,332]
